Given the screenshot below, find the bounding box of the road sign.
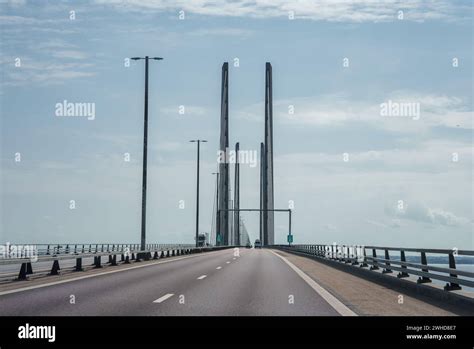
[287,234,293,243]
[217,233,222,243]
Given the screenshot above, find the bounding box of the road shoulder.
[271,249,455,316]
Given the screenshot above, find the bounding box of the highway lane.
[0,248,343,316]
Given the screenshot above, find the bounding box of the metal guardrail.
[273,244,474,292]
[0,243,231,281]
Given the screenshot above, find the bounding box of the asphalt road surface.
[0,248,345,316]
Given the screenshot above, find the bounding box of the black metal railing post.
[382,249,392,273]
[444,253,461,291]
[397,250,409,278]
[360,247,368,267]
[417,252,432,284]
[370,249,379,270]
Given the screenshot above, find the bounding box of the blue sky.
[0,0,472,249]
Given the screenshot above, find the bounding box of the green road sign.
[287,234,293,243]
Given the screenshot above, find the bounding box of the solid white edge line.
[269,250,357,316]
[197,275,207,280]
[0,251,224,297]
[153,293,174,303]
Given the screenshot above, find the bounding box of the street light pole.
[212,172,220,246]
[190,139,207,247]
[131,56,163,252]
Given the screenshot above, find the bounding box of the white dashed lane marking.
[153,293,174,303]
[197,275,207,280]
[216,266,222,270]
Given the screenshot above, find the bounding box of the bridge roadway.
[0,248,349,316]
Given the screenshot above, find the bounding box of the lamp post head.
[130,57,163,61]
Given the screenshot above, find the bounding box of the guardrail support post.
[359,247,368,267]
[417,252,432,284]
[382,249,393,273]
[397,250,409,278]
[26,262,33,275]
[111,255,117,266]
[444,253,462,291]
[370,249,379,270]
[351,246,359,265]
[153,251,159,259]
[135,252,142,262]
[75,257,83,271]
[50,260,60,275]
[344,246,351,264]
[94,256,102,268]
[18,263,28,280]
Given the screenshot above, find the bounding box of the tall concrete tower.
[218,62,230,245]
[233,142,240,246]
[263,62,275,245]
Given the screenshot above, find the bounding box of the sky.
[0,0,472,249]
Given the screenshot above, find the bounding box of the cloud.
[93,0,467,23]
[385,202,470,227]
[190,27,253,37]
[0,0,26,6]
[155,141,183,152]
[51,50,88,60]
[366,219,400,229]
[268,93,473,132]
[322,223,337,231]
[31,39,77,50]
[2,57,96,86]
[275,139,473,175]
[0,15,40,25]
